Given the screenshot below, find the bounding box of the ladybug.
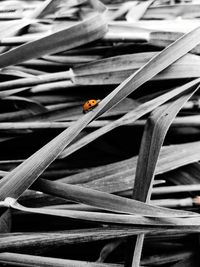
[83,99,100,113]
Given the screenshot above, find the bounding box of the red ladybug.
[83,99,100,113]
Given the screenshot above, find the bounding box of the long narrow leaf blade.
[130,85,199,266]
[0,14,107,69]
[1,23,200,207]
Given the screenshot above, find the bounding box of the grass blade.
[60,78,200,159]
[0,14,107,69]
[126,0,154,21]
[2,52,200,91]
[1,23,200,218]
[0,252,120,267]
[1,227,200,252]
[0,175,194,218]
[6,200,200,226]
[78,141,200,194]
[130,86,199,266]
[30,178,194,217]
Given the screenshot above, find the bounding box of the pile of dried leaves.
[0,0,200,266]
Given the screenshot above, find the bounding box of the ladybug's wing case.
[82,99,100,113]
[83,101,90,112]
